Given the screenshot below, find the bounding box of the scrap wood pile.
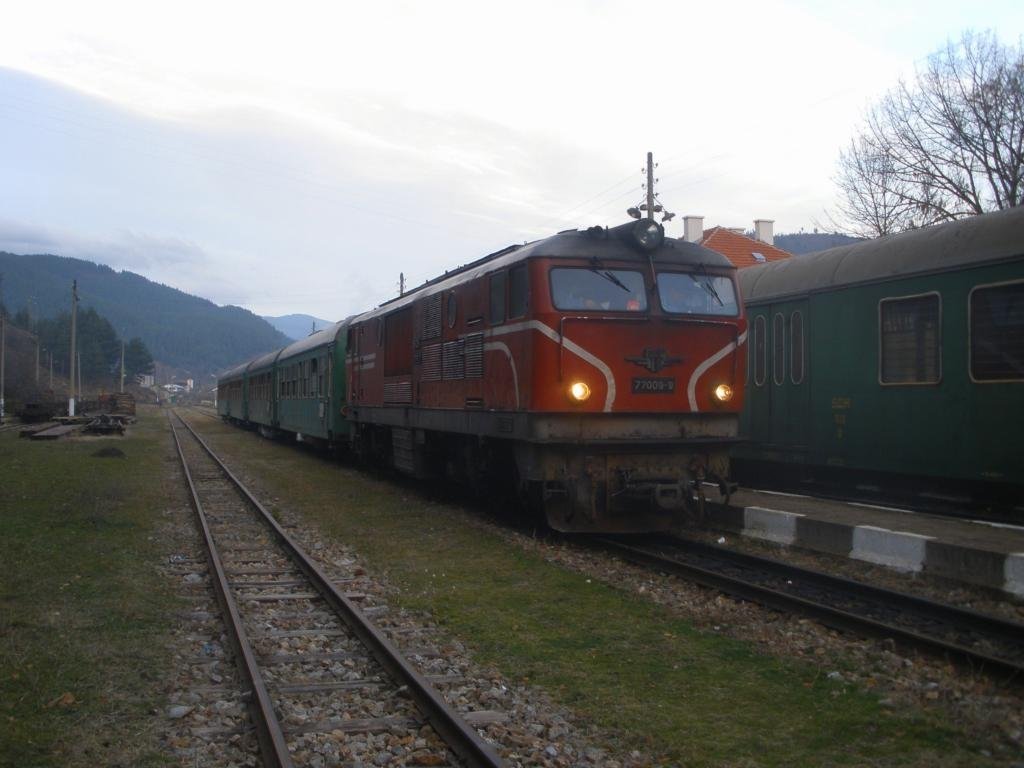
[23,413,134,440]
[82,393,137,416]
[83,413,130,435]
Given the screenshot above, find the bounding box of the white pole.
[69,280,78,417]
[0,310,6,424]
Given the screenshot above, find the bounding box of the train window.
[753,315,767,386]
[970,281,1024,382]
[790,311,804,384]
[879,293,941,384]
[490,271,507,324]
[446,291,457,328]
[772,313,785,385]
[657,272,738,316]
[550,268,646,311]
[509,264,528,318]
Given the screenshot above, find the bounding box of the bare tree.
[834,31,1024,237]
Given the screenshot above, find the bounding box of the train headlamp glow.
[714,384,734,402]
[631,220,665,252]
[569,381,592,402]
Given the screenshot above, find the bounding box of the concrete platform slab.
[704,488,1024,597]
[850,526,931,572]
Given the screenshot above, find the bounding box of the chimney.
[754,219,774,246]
[683,215,704,243]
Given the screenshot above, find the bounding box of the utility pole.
[77,352,82,406]
[399,272,406,296]
[120,341,125,393]
[69,280,78,417]
[0,311,5,426]
[646,151,655,221]
[30,296,39,384]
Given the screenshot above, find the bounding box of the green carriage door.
[768,301,810,458]
[747,310,772,444]
[319,348,330,430]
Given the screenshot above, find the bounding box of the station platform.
[704,489,1024,597]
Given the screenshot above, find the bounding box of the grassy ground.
[185,412,998,768]
[0,407,176,767]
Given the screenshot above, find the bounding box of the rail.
[588,534,1024,682]
[170,410,506,768]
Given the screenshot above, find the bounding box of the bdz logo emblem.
[626,348,682,373]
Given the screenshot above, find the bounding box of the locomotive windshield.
[550,267,647,311]
[657,271,739,316]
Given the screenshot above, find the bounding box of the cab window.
[657,271,739,316]
[509,264,529,318]
[489,271,506,324]
[550,268,646,311]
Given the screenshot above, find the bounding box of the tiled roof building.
[682,216,793,268]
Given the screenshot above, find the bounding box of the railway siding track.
[590,536,1024,681]
[169,411,506,768]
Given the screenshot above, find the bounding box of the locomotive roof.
[277,321,346,362]
[358,222,732,322]
[740,206,1024,303]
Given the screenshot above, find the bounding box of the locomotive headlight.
[714,383,734,402]
[569,381,592,402]
[631,219,664,251]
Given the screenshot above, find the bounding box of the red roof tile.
[699,226,793,268]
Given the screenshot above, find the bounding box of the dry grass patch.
[0,408,177,768]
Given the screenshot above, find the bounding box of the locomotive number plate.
[632,377,676,394]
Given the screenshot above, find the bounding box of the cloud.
[0,218,207,269]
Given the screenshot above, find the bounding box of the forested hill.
[0,252,289,374]
[774,232,863,255]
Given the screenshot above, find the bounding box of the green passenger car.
[735,207,1024,505]
[246,348,283,430]
[275,321,351,443]
[217,361,250,422]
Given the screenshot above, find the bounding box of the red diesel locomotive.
[343,220,747,532]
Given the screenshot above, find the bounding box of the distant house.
[681,216,793,268]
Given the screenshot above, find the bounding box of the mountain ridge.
[262,313,336,341]
[0,251,290,377]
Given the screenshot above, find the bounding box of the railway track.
[589,535,1024,681]
[168,411,505,768]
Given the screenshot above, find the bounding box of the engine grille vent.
[422,294,442,340]
[420,343,442,381]
[383,380,413,404]
[442,340,465,380]
[464,332,484,379]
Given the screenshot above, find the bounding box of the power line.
[530,167,642,231]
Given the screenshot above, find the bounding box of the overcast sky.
[1,1,1022,320]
